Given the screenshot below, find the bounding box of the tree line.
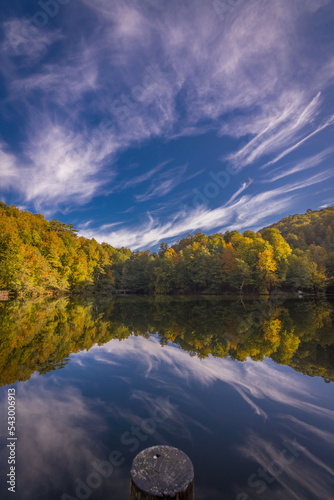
[0,201,334,295]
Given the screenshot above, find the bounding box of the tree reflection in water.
[0,296,333,387]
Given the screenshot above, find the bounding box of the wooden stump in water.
[130,445,194,499]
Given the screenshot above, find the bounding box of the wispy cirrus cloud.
[118,161,172,190]
[261,114,334,169]
[23,124,115,211]
[0,0,334,238]
[1,19,63,61]
[135,163,187,202]
[80,170,333,249]
[0,120,117,212]
[11,45,100,105]
[261,147,334,183]
[227,92,325,170]
[225,178,253,206]
[0,143,19,189]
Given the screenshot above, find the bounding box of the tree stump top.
[130,445,194,498]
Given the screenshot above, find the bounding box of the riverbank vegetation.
[0,201,334,296]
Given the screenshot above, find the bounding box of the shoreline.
[1,289,333,301]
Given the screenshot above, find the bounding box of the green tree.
[285,255,312,290]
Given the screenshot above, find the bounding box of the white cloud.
[11,44,99,104]
[1,0,334,221]
[227,93,324,170]
[135,163,187,202]
[0,143,18,189]
[23,124,116,210]
[262,115,334,169]
[261,147,334,183]
[9,0,334,144]
[79,170,333,249]
[225,178,253,205]
[1,19,63,61]
[320,201,334,209]
[119,161,172,190]
[0,121,117,212]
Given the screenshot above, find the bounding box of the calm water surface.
[0,296,333,499]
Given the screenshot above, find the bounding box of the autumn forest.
[1,201,334,296]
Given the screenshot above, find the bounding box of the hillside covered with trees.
[0,202,334,295]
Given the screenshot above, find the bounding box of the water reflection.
[0,296,333,387]
[0,297,334,499]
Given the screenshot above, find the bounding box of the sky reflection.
[1,332,333,499]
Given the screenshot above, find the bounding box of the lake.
[0,296,333,499]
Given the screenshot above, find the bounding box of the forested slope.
[0,202,130,294]
[263,206,334,251]
[0,201,334,295]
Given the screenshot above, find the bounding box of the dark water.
[0,296,334,500]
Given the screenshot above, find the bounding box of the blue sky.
[0,0,334,249]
